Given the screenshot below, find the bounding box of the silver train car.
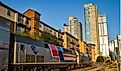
[9,34,91,70]
[14,35,77,63]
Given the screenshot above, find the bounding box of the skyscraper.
[98,14,109,57]
[84,3,100,58]
[117,35,121,60]
[64,16,82,40]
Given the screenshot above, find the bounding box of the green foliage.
[81,56,87,62]
[16,31,27,37]
[96,56,104,62]
[40,31,63,46]
[16,31,40,41]
[16,31,63,46]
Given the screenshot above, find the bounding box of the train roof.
[13,34,76,52]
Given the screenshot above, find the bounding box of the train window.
[7,9,11,16]
[20,44,24,51]
[63,48,73,54]
[44,43,49,48]
[68,50,72,54]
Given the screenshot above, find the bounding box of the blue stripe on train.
[57,46,64,61]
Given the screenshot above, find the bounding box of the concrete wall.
[0,5,15,22]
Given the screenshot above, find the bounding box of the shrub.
[96,56,104,62]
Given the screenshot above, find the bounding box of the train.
[9,34,92,71]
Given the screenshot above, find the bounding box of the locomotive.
[14,35,77,63]
[9,34,91,71]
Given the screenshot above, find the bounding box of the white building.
[109,40,115,53]
[117,35,121,59]
[98,14,109,57]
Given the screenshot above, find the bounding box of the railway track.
[70,66,103,71]
[70,63,104,71]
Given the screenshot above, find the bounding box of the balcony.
[70,41,75,45]
[17,22,30,30]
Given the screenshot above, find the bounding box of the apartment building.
[62,32,79,50]
[86,43,95,62]
[98,14,109,57]
[0,1,31,70]
[84,3,100,59]
[63,16,83,53]
[64,16,83,40]
[24,9,63,46]
[117,35,121,60]
[78,41,86,53]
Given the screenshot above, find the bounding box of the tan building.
[63,24,69,33]
[62,32,79,50]
[23,9,41,37]
[0,2,31,70]
[39,21,58,37]
[78,41,87,54]
[86,43,95,62]
[64,16,83,40]
[23,9,63,46]
[24,9,61,37]
[84,3,100,59]
[40,21,63,46]
[64,16,83,53]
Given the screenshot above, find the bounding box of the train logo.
[31,45,38,55]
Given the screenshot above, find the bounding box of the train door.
[16,43,26,63]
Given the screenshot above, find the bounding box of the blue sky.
[0,0,120,41]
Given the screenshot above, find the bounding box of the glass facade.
[85,8,91,42]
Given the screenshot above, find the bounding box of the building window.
[18,15,23,23]
[39,32,41,36]
[16,26,22,32]
[50,30,52,33]
[54,32,56,35]
[40,24,42,27]
[7,9,11,16]
[25,19,29,24]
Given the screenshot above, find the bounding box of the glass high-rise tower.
[84,3,100,57]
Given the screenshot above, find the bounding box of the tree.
[96,56,104,62]
[40,31,62,46]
